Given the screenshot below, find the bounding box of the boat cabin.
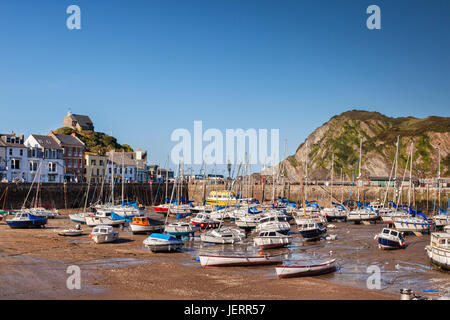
[430,233,450,249]
[381,228,403,240]
[131,216,149,225]
[258,231,279,237]
[92,225,114,234]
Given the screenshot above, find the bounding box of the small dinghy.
[57,224,83,236]
[275,258,337,278]
[374,228,405,250]
[200,227,245,244]
[89,225,119,244]
[198,252,284,267]
[143,233,184,253]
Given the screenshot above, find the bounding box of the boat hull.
[199,254,283,267]
[276,260,336,278]
[377,237,404,250]
[426,245,450,270]
[130,223,163,234]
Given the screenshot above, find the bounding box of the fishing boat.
[6,212,47,229]
[143,233,184,252]
[129,216,163,234]
[275,258,337,278]
[296,218,327,241]
[198,252,284,267]
[255,215,291,235]
[374,228,405,250]
[89,225,119,244]
[200,227,245,244]
[190,213,220,229]
[254,231,292,249]
[425,232,450,270]
[164,221,199,237]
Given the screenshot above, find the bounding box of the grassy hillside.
[54,127,133,155]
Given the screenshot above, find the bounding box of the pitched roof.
[52,133,85,147]
[70,114,93,127]
[30,135,62,149]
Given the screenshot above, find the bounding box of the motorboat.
[296,218,327,241]
[200,227,245,244]
[374,228,405,250]
[6,212,47,229]
[190,213,220,229]
[69,212,92,224]
[143,233,184,253]
[433,213,450,229]
[28,207,59,219]
[198,252,284,267]
[89,225,119,244]
[275,258,337,278]
[234,214,261,231]
[129,216,163,234]
[254,230,292,249]
[425,232,450,270]
[85,209,126,227]
[255,215,291,235]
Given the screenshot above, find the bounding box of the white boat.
[57,228,84,236]
[374,228,405,250]
[89,225,119,244]
[275,258,337,278]
[200,227,245,244]
[393,216,431,233]
[191,205,214,213]
[320,205,348,222]
[425,232,450,270]
[296,218,327,241]
[164,221,200,236]
[380,210,410,225]
[198,252,284,267]
[254,230,292,249]
[347,207,380,223]
[143,233,184,252]
[255,215,291,235]
[235,214,260,230]
[29,207,59,218]
[69,212,92,224]
[85,209,126,227]
[433,213,450,228]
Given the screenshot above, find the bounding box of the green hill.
[54,127,133,155]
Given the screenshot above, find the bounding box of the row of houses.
[0,131,150,184]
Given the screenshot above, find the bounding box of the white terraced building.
[25,134,65,183]
[0,132,29,182]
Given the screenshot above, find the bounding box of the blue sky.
[0,0,449,174]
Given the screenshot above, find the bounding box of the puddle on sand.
[0,255,152,299]
[176,221,450,296]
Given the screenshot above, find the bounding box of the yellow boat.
[206,191,239,206]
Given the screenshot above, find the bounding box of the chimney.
[71,132,76,137]
[49,130,54,135]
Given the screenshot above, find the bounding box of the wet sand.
[0,209,447,300]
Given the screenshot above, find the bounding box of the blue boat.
[6,212,47,229]
[374,228,405,250]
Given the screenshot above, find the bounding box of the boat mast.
[330,153,334,206]
[111,150,115,206]
[305,141,309,202]
[121,150,125,205]
[393,136,400,204]
[357,137,362,204]
[165,155,169,203]
[408,141,414,207]
[438,148,441,211]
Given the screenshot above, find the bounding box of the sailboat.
[432,150,450,229]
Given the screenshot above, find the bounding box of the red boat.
[152,205,170,214]
[190,213,220,229]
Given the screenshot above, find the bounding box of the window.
[74,160,78,168]
[91,159,96,166]
[68,159,72,168]
[9,148,12,156]
[20,149,23,156]
[97,169,100,175]
[99,160,104,166]
[79,159,82,168]
[11,159,20,170]
[73,148,77,157]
